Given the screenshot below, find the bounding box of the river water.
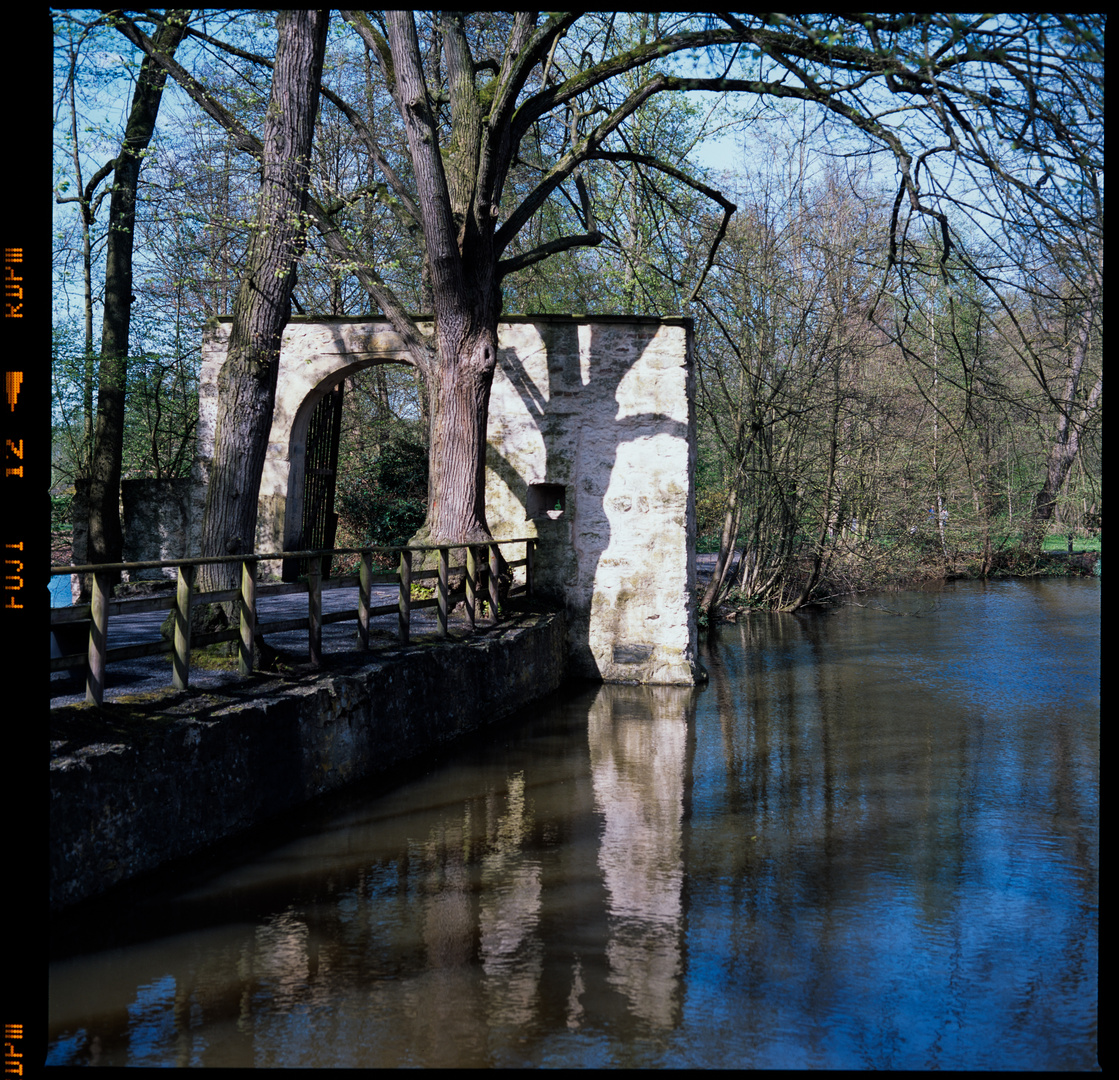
[46,577,1099,1069]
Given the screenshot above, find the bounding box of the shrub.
[336,440,428,548]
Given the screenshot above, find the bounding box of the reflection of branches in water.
[842,599,942,617]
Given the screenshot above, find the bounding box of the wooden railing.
[51,539,537,706]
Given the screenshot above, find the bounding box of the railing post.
[398,548,412,644]
[358,549,372,650]
[85,571,110,706]
[437,546,450,637]
[525,539,535,597]
[308,553,322,666]
[239,558,256,676]
[488,543,501,621]
[172,563,195,691]
[465,546,478,631]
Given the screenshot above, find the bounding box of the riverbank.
[698,543,1099,621]
[50,605,566,913]
[870,544,1101,590]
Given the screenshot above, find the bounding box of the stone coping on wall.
[50,607,567,914]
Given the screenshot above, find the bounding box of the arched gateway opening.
[194,315,702,684]
[280,359,419,581]
[193,319,420,577]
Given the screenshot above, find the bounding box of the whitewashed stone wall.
[196,316,699,684]
[485,318,698,684]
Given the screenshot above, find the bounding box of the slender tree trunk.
[198,9,329,600]
[930,312,949,563]
[701,484,743,618]
[59,27,113,477]
[784,357,843,610]
[60,54,107,602]
[72,124,96,464]
[86,10,191,586]
[1031,297,1101,534]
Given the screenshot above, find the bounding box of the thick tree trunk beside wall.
[417,327,499,546]
[198,10,329,599]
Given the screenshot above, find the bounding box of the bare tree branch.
[497,229,605,276]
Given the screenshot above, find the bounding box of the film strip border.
[3,82,45,1060]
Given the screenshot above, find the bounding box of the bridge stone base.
[50,608,566,913]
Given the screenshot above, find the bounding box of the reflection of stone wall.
[122,478,193,579]
[195,315,699,684]
[587,683,690,1029]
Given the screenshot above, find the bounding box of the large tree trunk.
[380,11,508,550]
[415,322,499,545]
[198,9,329,600]
[86,10,191,588]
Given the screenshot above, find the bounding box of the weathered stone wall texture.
[121,478,193,579]
[485,319,699,684]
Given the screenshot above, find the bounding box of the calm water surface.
[47,578,1099,1069]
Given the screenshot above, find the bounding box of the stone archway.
[193,318,424,576]
[281,375,344,581]
[279,358,417,580]
[194,314,702,684]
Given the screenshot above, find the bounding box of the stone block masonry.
[485,318,699,684]
[121,477,193,579]
[50,608,566,913]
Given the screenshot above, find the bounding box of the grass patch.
[1041,533,1101,554]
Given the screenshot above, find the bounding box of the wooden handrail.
[51,539,538,706]
[52,542,536,576]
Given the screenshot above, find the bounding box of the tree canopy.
[53,11,1103,593]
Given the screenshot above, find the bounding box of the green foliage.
[409,581,492,616]
[336,439,428,547]
[51,494,73,536]
[51,316,199,487]
[694,490,728,539]
[1042,533,1101,554]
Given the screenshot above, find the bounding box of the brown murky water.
[47,578,1099,1069]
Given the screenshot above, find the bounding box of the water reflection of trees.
[694,592,1098,1067]
[50,584,1095,1066]
[478,772,544,1028]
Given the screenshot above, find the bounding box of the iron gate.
[283,380,344,581]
